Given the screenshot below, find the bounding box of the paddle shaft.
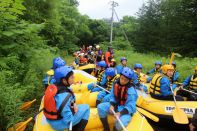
[170,85,177,105]
[181,88,197,95]
[69,121,72,131]
[33,108,44,119]
[96,85,110,93]
[111,109,127,131]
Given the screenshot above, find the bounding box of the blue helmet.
[172,61,176,68]
[97,61,107,68]
[121,67,134,79]
[155,61,162,65]
[52,57,66,69]
[120,57,127,62]
[54,66,72,83]
[105,68,116,77]
[172,61,176,65]
[134,63,142,69]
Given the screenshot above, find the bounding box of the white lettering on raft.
[165,106,195,115]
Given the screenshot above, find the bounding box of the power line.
[109,1,118,46]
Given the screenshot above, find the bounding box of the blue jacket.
[133,72,148,92]
[159,76,176,96]
[47,88,75,130]
[133,72,139,86]
[182,75,192,87]
[110,83,137,115]
[116,65,124,74]
[172,71,179,82]
[147,68,162,75]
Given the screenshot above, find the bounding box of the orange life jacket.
[113,81,131,105]
[43,85,73,120]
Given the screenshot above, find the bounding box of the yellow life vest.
[106,74,120,90]
[149,74,163,95]
[154,68,161,74]
[96,70,105,83]
[189,75,197,90]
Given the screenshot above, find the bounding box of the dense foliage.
[122,0,197,57]
[0,0,196,130]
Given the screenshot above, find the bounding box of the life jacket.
[113,80,132,105]
[43,85,74,120]
[154,68,161,74]
[96,70,105,83]
[79,57,87,64]
[106,74,120,90]
[150,74,163,95]
[189,75,197,90]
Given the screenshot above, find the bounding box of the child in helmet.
[171,61,180,83]
[133,63,148,93]
[96,68,120,106]
[176,66,197,101]
[116,57,127,74]
[95,45,103,63]
[97,67,138,131]
[146,61,162,75]
[149,65,183,101]
[109,58,117,68]
[42,57,66,89]
[88,61,107,92]
[45,66,90,131]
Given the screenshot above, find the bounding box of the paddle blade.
[137,107,159,122]
[8,117,33,131]
[46,69,54,76]
[172,108,189,124]
[20,99,36,111]
[136,96,145,106]
[169,52,175,65]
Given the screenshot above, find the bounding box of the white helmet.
[91,51,94,55]
[96,45,100,49]
[89,46,92,48]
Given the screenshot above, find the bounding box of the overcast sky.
[77,0,146,20]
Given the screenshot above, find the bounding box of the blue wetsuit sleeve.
[160,77,172,96]
[182,75,191,87]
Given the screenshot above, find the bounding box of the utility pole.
[109,1,118,46]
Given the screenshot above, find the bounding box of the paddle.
[20,99,36,111]
[111,109,128,131]
[169,86,189,124]
[137,107,159,122]
[8,109,43,131]
[180,88,197,95]
[96,84,110,93]
[69,121,72,131]
[96,85,160,122]
[169,52,175,65]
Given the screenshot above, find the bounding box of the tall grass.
[115,50,197,81]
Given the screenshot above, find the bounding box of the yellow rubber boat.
[137,90,197,119]
[71,83,90,93]
[73,70,96,83]
[33,97,153,131]
[77,64,95,70]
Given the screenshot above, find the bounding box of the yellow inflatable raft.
[33,98,153,131]
[137,90,197,119]
[73,70,96,83]
[77,64,95,70]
